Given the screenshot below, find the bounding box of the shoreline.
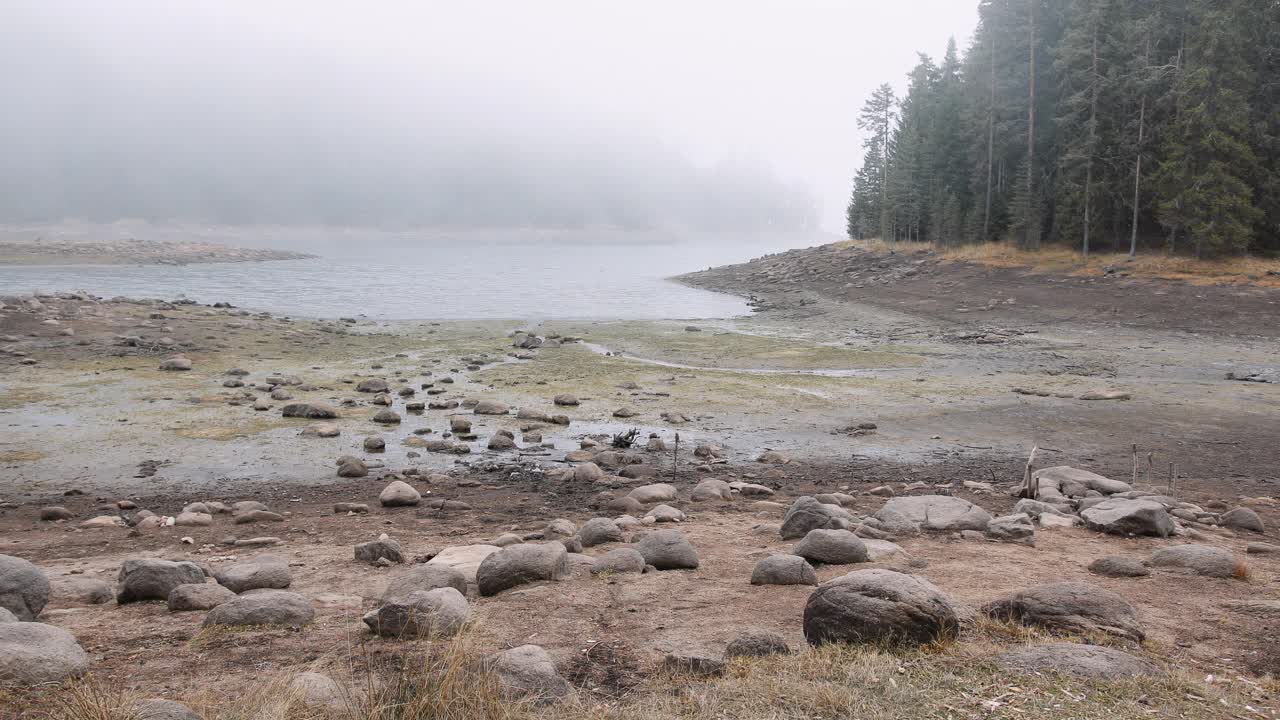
[1,248,1277,716]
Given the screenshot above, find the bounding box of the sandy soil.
[1,246,1278,716]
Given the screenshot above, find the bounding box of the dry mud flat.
[0,264,1277,718]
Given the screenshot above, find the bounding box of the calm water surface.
[0,231,829,320]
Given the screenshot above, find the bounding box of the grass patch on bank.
[840,238,1280,287]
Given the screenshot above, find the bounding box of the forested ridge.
[846,0,1280,257]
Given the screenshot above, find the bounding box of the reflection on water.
[0,233,828,320]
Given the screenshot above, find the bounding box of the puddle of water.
[581,342,898,378]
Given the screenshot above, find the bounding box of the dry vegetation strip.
[838,239,1280,288]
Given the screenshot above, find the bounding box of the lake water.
[0,230,831,320]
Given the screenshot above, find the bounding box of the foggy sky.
[2,1,976,233]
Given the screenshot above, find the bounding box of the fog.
[1,1,975,234]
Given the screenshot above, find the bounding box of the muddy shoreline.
[0,238,314,266]
[1,249,1278,717]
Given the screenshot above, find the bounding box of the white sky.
[7,1,978,232]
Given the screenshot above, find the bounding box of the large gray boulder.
[983,582,1144,643]
[986,513,1036,541]
[803,569,958,646]
[1148,544,1238,578]
[876,495,991,532]
[203,589,315,628]
[1033,466,1132,502]
[117,559,206,604]
[628,483,678,504]
[214,554,291,593]
[578,518,624,547]
[382,565,468,602]
[363,587,469,638]
[355,535,404,565]
[489,645,570,703]
[281,402,338,419]
[750,554,817,586]
[379,481,421,507]
[0,622,90,686]
[49,577,113,607]
[636,529,699,570]
[476,543,569,596]
[0,555,50,620]
[0,608,15,623]
[1080,499,1174,537]
[793,529,869,565]
[589,549,646,575]
[994,642,1156,678]
[780,497,846,539]
[1220,507,1265,533]
[168,583,236,612]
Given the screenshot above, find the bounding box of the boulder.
[757,451,790,464]
[473,400,510,415]
[363,587,469,638]
[794,529,869,565]
[117,559,205,604]
[159,357,192,371]
[426,545,501,584]
[803,569,959,646]
[168,583,236,611]
[214,554,291,593]
[724,630,790,659]
[876,496,991,532]
[995,643,1156,678]
[636,530,699,570]
[645,504,686,523]
[300,422,340,438]
[1087,556,1150,578]
[863,539,906,562]
[629,483,678,504]
[289,672,345,713]
[489,645,570,703]
[0,609,14,623]
[477,543,569,596]
[553,394,579,406]
[281,402,338,419]
[578,518,624,547]
[356,378,389,393]
[780,497,845,539]
[382,565,469,602]
[0,555,49,620]
[1147,544,1238,578]
[590,549,646,575]
[0,622,90,686]
[750,555,817,586]
[39,507,74,522]
[1013,498,1073,519]
[573,463,605,483]
[203,589,315,628]
[355,535,404,565]
[1220,507,1265,533]
[690,478,733,501]
[986,513,1035,541]
[1033,466,1132,502]
[49,577,112,606]
[337,458,368,478]
[983,582,1144,643]
[372,409,401,425]
[379,480,421,507]
[1080,499,1174,537]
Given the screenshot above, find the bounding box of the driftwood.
[1019,445,1039,499]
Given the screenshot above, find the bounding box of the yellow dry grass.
[841,239,1280,287]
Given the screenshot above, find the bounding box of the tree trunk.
[1025,0,1040,250]
[984,30,996,244]
[1129,94,1145,257]
[1083,23,1098,258]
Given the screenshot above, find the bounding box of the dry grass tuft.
[43,677,139,720]
[1233,558,1253,581]
[340,637,521,720]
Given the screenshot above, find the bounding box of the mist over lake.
[0,229,829,319]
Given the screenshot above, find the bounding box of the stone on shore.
[803,569,958,646]
[0,555,50,621]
